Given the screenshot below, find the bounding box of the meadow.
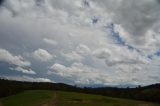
[0,90,159,106]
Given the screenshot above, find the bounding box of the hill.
[0,78,160,103]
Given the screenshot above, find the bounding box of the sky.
[0,0,160,87]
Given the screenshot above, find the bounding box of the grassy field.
[0,90,159,106]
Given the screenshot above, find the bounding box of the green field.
[0,90,159,106]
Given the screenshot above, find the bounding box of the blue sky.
[0,0,160,86]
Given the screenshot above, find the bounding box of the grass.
[0,90,160,106]
[0,90,53,106]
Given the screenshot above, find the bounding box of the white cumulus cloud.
[33,48,53,62]
[10,67,36,75]
[0,48,30,67]
[43,38,58,46]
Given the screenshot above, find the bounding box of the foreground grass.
[0,90,159,106]
[0,90,53,106]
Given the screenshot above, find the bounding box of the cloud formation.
[0,48,30,67]
[0,48,35,74]
[4,75,52,82]
[93,47,148,66]
[0,0,160,86]
[43,38,58,46]
[48,62,110,85]
[33,48,53,62]
[10,67,36,75]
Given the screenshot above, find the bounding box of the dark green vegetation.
[0,90,53,106]
[0,90,160,106]
[0,78,160,104]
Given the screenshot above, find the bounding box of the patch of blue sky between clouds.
[147,49,160,59]
[106,23,140,52]
[155,50,160,56]
[92,16,99,24]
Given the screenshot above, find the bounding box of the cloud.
[0,0,160,86]
[33,48,53,62]
[0,48,36,74]
[48,62,125,85]
[76,44,91,55]
[93,46,148,66]
[114,0,160,36]
[93,0,160,34]
[0,48,30,67]
[10,67,36,75]
[48,62,109,85]
[4,75,52,82]
[62,44,91,62]
[62,51,83,62]
[93,48,111,59]
[48,62,156,86]
[0,0,4,6]
[96,0,160,50]
[43,38,58,46]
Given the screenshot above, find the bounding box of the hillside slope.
[0,79,160,103]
